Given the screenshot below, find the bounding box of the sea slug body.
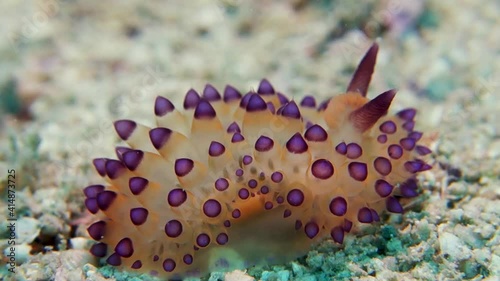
[83,43,432,279]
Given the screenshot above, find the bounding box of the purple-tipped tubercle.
[226,122,241,133]
[397,108,416,121]
[346,143,362,159]
[300,96,316,107]
[149,127,172,150]
[122,150,144,171]
[194,99,216,119]
[175,158,194,177]
[304,222,319,239]
[114,120,136,140]
[305,124,328,142]
[255,136,274,152]
[357,207,373,223]
[348,162,368,181]
[287,189,304,206]
[223,85,242,102]
[167,188,187,207]
[97,190,117,211]
[257,79,275,95]
[130,207,149,225]
[286,133,308,154]
[208,141,225,157]
[202,84,221,101]
[129,177,148,195]
[335,142,347,155]
[246,94,268,112]
[105,160,125,179]
[154,96,175,117]
[329,197,347,216]
[311,159,334,179]
[280,101,301,119]
[115,237,134,258]
[203,199,222,218]
[165,219,183,238]
[183,89,201,110]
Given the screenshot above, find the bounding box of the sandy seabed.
[0,1,499,280]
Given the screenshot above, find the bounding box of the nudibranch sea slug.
[83,43,432,279]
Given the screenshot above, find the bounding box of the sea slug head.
[325,43,396,133]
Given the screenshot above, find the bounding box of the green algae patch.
[97,265,162,281]
[0,79,22,116]
[294,216,439,281]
